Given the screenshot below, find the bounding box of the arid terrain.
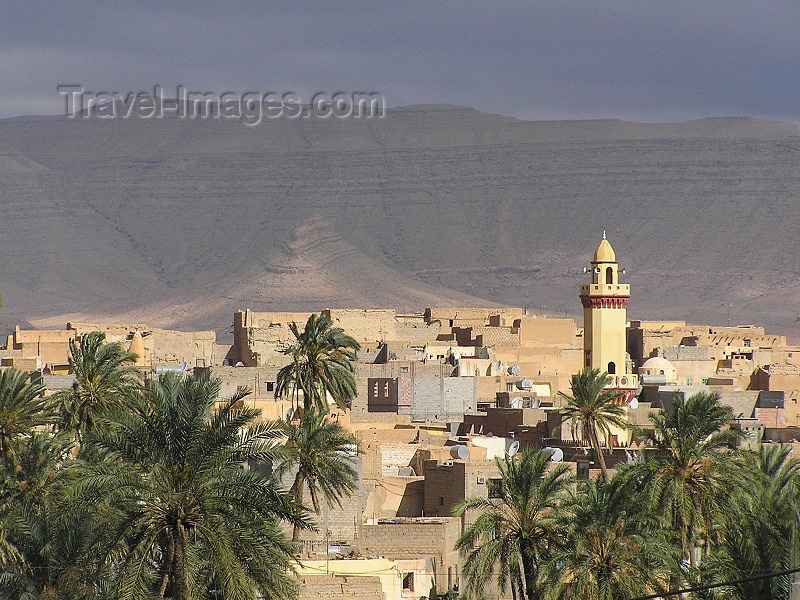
[1,105,799,340]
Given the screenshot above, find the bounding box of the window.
[607,361,616,375]
[438,496,444,506]
[687,377,694,386]
[403,572,414,592]
[384,382,389,396]
[265,381,275,392]
[488,478,503,498]
[373,382,379,397]
[702,378,709,385]
[744,339,751,347]
[606,266,613,284]
[401,366,409,373]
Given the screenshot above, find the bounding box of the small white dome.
[640,357,677,382]
[641,356,673,371]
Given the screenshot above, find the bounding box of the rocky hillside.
[1,105,798,340]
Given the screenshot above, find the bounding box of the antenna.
[629,398,639,409]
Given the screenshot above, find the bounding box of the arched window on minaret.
[607,361,616,374]
[606,266,614,284]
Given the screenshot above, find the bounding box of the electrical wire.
[628,566,800,599]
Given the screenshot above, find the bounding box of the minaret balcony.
[604,374,638,392]
[580,284,630,295]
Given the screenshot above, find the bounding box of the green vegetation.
[457,388,800,600]
[558,367,627,483]
[454,449,573,600]
[275,313,360,412]
[2,334,799,599]
[271,405,359,542]
[0,326,358,599]
[56,331,142,445]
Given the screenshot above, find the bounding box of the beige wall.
[70,322,216,367]
[7,326,75,366]
[297,574,383,600]
[363,476,425,520]
[425,307,525,329]
[422,459,501,517]
[518,317,579,346]
[670,359,717,386]
[297,557,434,600]
[5,322,217,369]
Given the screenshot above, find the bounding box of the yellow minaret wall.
[579,236,629,375]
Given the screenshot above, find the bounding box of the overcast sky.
[2,1,799,123]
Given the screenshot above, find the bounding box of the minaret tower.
[580,233,629,376]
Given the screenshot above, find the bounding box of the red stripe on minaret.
[579,295,630,309]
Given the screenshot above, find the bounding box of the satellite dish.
[531,397,541,409]
[450,445,469,460]
[507,440,520,457]
[284,407,294,422]
[508,365,521,376]
[516,378,533,390]
[583,267,589,274]
[510,396,524,409]
[594,267,601,273]
[543,447,564,462]
[629,398,639,409]
[338,443,359,457]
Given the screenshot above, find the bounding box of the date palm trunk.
[588,427,610,483]
[291,470,306,543]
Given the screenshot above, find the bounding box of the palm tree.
[273,405,359,542]
[65,372,311,600]
[541,473,674,600]
[275,313,360,412]
[454,448,572,600]
[558,368,627,483]
[58,331,142,443]
[633,390,744,565]
[702,444,800,599]
[0,368,50,474]
[0,430,95,600]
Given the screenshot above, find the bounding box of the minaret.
[579,233,629,376]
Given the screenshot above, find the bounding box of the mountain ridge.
[1,105,798,341]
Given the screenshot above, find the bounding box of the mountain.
[1,105,799,340]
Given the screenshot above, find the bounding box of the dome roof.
[593,237,616,262]
[640,356,674,372]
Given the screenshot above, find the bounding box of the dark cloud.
[2,1,799,123]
